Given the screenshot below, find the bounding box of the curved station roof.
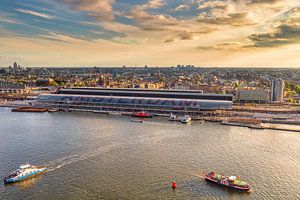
[57,88,233,101]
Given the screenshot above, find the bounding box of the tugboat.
[180,115,192,123]
[205,172,250,192]
[3,163,46,184]
[132,111,153,118]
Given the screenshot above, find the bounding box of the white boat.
[181,115,192,123]
[168,113,181,122]
[3,163,46,184]
[131,119,144,123]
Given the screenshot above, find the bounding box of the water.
[0,107,299,199]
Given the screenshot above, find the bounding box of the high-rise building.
[98,74,105,87]
[13,62,18,70]
[270,79,284,102]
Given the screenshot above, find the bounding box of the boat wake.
[45,143,119,172]
[166,167,205,179]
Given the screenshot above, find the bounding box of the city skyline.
[1,0,300,67]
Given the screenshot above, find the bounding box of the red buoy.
[172,181,177,189]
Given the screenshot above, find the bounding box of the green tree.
[295,85,300,94]
[50,81,58,87]
[288,98,296,103]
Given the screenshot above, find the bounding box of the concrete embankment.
[220,120,300,132]
[220,121,253,128]
[262,123,300,132]
[0,102,24,108]
[261,119,300,125]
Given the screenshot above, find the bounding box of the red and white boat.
[205,172,251,192]
[132,111,153,118]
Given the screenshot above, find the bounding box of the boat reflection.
[4,174,44,190]
[205,181,252,195]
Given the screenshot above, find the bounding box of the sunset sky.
[1,0,300,67]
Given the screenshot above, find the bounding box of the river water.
[0,107,299,199]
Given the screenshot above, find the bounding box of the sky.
[1,0,300,67]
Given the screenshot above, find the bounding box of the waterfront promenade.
[2,99,300,132]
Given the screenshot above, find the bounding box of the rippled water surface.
[0,107,300,199]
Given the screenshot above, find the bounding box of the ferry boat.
[132,111,153,118]
[181,115,192,123]
[3,163,46,184]
[205,172,250,192]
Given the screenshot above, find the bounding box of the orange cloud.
[63,0,115,21]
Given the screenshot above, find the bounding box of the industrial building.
[34,88,233,114]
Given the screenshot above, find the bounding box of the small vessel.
[168,114,181,122]
[249,123,263,129]
[205,172,250,192]
[131,119,144,123]
[48,108,60,113]
[3,163,47,184]
[133,111,153,118]
[181,115,192,123]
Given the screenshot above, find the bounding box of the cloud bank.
[1,0,300,67]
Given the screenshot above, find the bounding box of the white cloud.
[15,8,55,19]
[174,4,190,11]
[147,0,166,9]
[0,16,20,24]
